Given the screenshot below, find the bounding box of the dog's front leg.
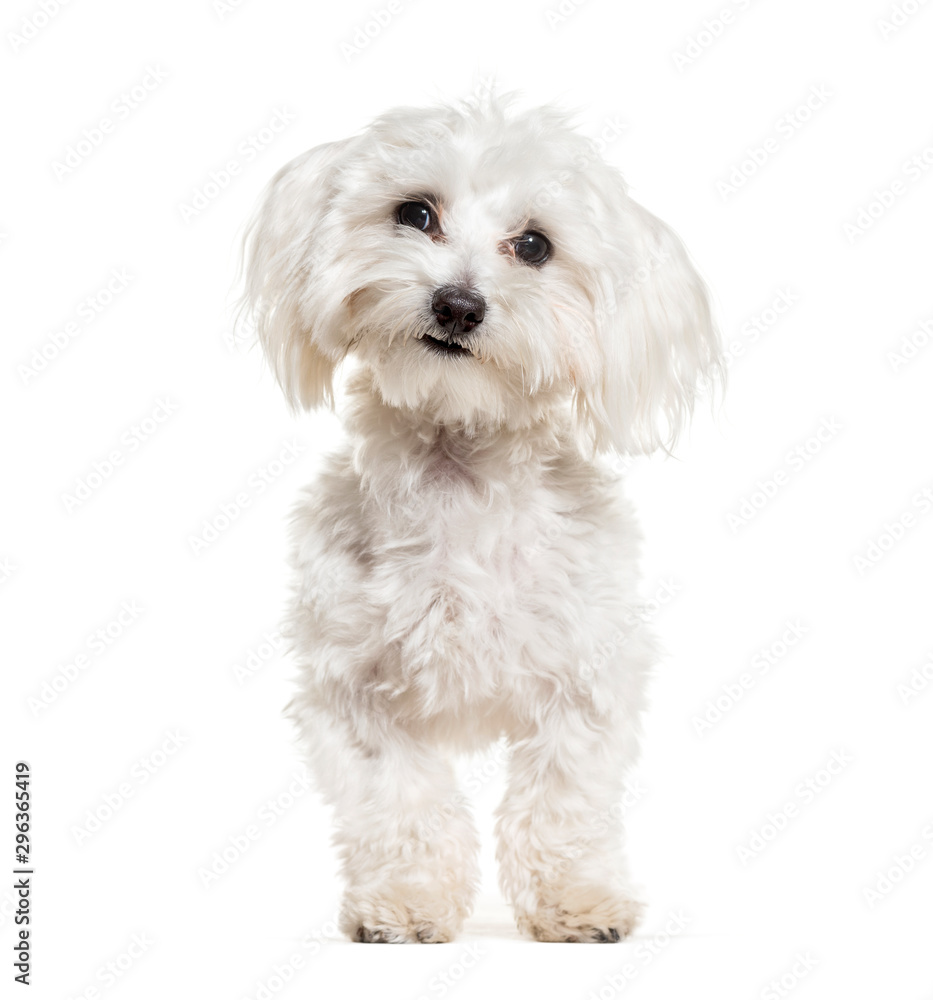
[308,708,479,943]
[495,706,644,942]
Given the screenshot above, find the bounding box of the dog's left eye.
[396,201,437,233]
[512,231,551,266]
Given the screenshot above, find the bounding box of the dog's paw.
[351,922,450,944]
[519,887,644,943]
[341,885,467,944]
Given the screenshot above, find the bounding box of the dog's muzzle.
[423,285,486,354]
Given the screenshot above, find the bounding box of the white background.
[3,0,932,997]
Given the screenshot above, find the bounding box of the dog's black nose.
[432,286,486,334]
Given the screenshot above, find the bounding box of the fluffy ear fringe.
[574,198,723,456]
[238,142,350,411]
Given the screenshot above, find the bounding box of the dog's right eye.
[396,201,436,233]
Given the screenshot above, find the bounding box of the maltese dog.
[242,94,720,943]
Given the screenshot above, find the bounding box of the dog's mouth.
[421,334,472,356]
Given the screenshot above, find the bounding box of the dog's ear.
[572,182,722,456]
[240,140,352,410]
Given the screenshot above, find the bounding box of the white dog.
[242,95,720,943]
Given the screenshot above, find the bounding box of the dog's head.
[242,96,720,453]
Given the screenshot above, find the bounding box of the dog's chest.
[364,444,622,707]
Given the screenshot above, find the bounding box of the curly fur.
[241,93,721,943]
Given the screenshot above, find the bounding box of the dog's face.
[243,98,720,453]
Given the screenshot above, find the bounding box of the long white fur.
[242,94,721,943]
